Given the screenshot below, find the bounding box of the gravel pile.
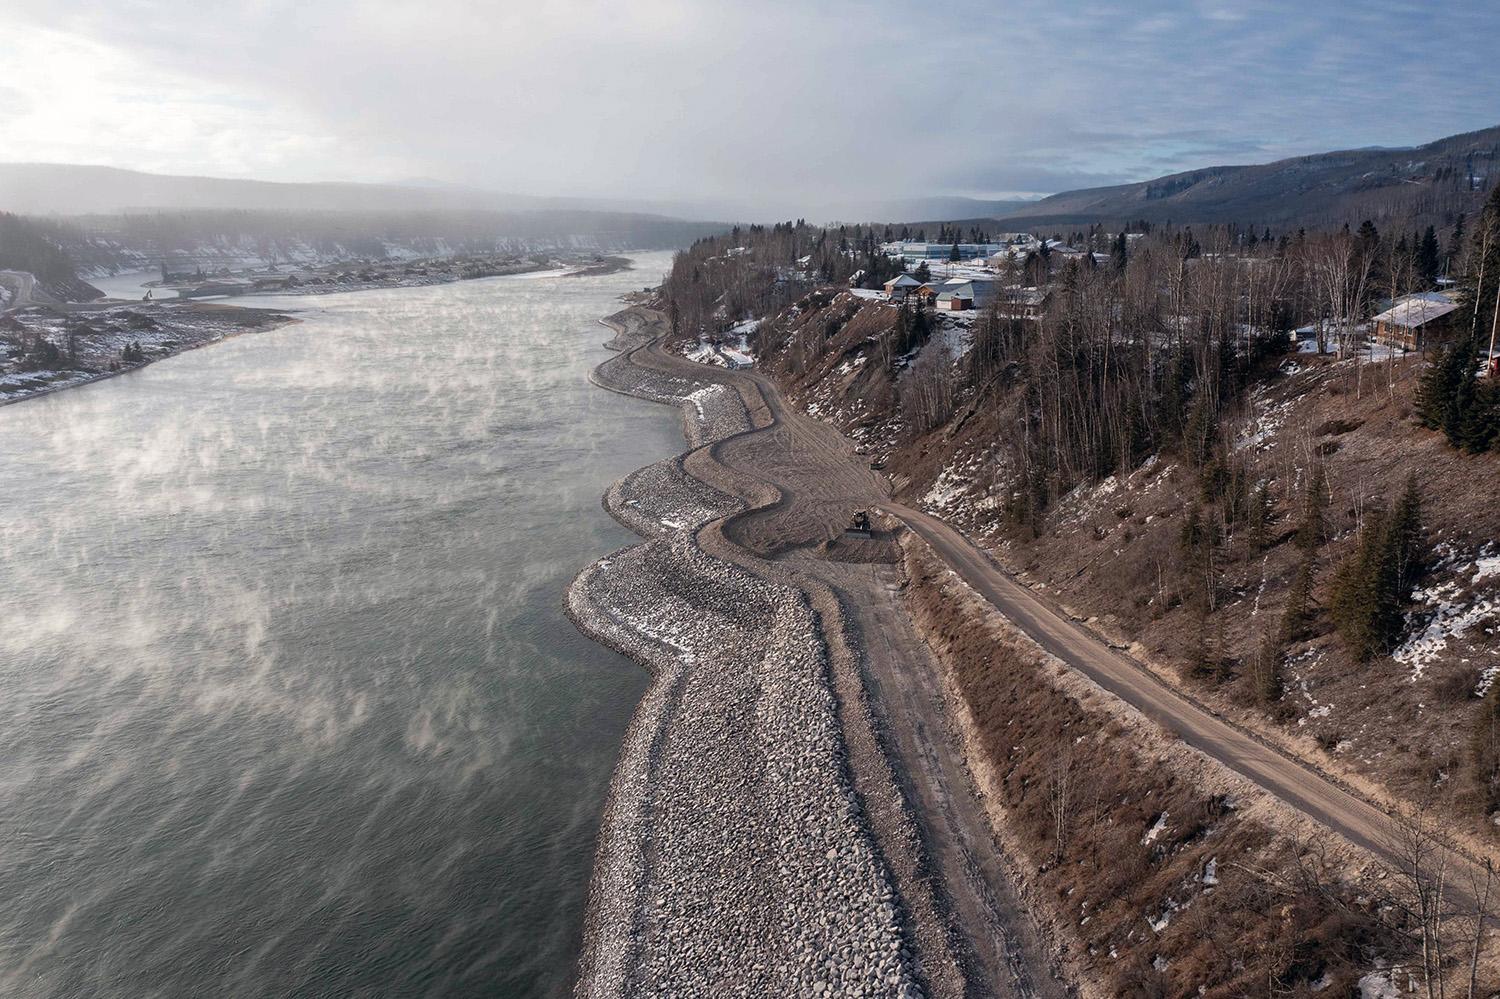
[606,456,742,539]
[592,344,752,447]
[569,535,921,998]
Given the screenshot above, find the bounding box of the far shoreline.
[1,253,642,409]
[0,301,297,409]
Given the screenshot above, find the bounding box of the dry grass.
[971,356,1500,844]
[902,540,1407,998]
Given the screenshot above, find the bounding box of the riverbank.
[135,253,630,302]
[0,299,294,406]
[568,307,1062,997]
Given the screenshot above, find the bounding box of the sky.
[3,0,1499,215]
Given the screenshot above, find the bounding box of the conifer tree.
[1447,213,1465,273]
[1445,336,1481,447]
[1469,185,1500,343]
[1417,226,1441,287]
[1329,479,1427,660]
[1294,464,1326,552]
[1386,474,1428,595]
[1329,509,1392,660]
[1456,380,1500,453]
[1416,338,1467,430]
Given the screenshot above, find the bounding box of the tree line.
[1414,185,1500,453]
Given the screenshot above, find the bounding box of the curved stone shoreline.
[568,310,930,997]
[603,455,742,539]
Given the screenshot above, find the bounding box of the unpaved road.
[881,502,1486,902]
[818,562,1062,999]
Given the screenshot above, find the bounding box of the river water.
[0,254,678,997]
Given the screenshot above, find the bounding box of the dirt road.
[885,504,1415,851]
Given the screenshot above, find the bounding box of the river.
[0,253,679,997]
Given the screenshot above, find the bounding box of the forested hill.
[0,214,102,302]
[50,209,726,276]
[0,205,726,304]
[980,124,1500,229]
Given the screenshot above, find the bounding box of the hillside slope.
[0,214,101,302]
[746,289,1500,852]
[985,125,1500,228]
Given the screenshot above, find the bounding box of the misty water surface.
[0,254,677,997]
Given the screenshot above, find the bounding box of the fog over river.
[0,253,679,997]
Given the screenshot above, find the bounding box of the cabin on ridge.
[1370,291,1462,352]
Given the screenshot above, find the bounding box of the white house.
[935,278,998,311]
[883,273,922,301]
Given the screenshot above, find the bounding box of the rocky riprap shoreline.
[568,311,925,998]
[604,455,742,539]
[590,347,698,405]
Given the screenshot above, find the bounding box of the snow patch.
[1358,970,1401,999]
[1395,559,1500,681]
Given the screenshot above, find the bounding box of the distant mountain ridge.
[982,124,1500,229]
[0,163,567,216]
[0,163,1044,227]
[56,208,724,279]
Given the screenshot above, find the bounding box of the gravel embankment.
[590,346,701,404]
[682,383,753,446]
[599,310,658,352]
[569,320,926,997]
[604,455,742,539]
[569,536,919,998]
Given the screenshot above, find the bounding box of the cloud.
[2,0,1498,217]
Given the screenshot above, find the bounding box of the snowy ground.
[0,300,291,405]
[682,319,758,370]
[1394,544,1500,687]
